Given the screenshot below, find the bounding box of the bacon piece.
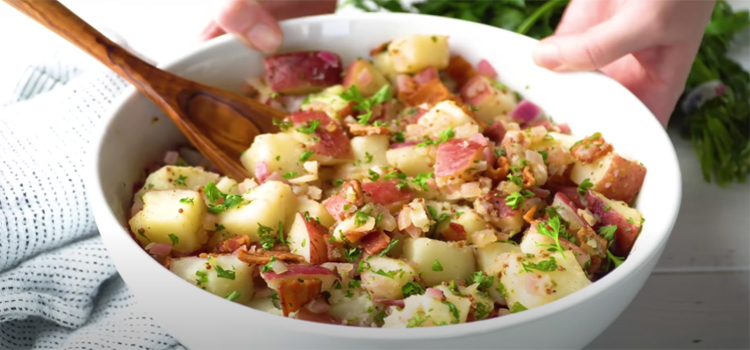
[296,308,344,325]
[214,235,250,254]
[400,79,462,108]
[434,139,486,184]
[397,74,419,98]
[522,166,536,189]
[413,66,439,85]
[279,278,322,316]
[483,121,507,144]
[237,249,305,265]
[441,223,467,242]
[347,123,391,136]
[477,59,498,79]
[570,133,614,163]
[324,234,347,262]
[444,55,479,87]
[369,41,390,56]
[323,180,365,220]
[343,230,369,244]
[360,230,392,255]
[362,181,414,212]
[288,111,353,161]
[576,226,607,274]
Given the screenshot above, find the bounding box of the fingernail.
[533,42,563,70]
[245,23,282,53]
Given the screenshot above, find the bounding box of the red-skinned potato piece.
[343,59,389,97]
[288,212,329,264]
[571,153,647,203]
[551,192,587,232]
[474,191,523,233]
[483,121,507,144]
[585,190,643,255]
[444,55,479,87]
[434,138,486,185]
[279,278,322,316]
[546,186,585,209]
[459,75,515,124]
[288,111,353,164]
[265,51,343,94]
[362,180,414,212]
[262,264,342,291]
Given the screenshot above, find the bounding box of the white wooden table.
[1,1,748,348]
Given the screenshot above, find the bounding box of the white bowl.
[89,13,682,349]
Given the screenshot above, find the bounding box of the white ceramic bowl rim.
[90,13,682,341]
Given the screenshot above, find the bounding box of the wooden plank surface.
[587,271,750,349]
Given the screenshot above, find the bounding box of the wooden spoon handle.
[2,0,170,91]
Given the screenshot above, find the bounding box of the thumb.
[533,16,653,71]
[213,0,283,54]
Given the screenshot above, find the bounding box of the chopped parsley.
[179,197,194,204]
[468,271,494,290]
[300,150,315,162]
[282,171,297,179]
[505,190,534,210]
[406,314,430,328]
[204,182,244,214]
[340,85,392,125]
[173,175,187,186]
[426,206,450,222]
[393,131,405,143]
[168,233,179,245]
[494,148,506,157]
[396,180,409,190]
[215,224,226,232]
[301,238,307,248]
[195,270,208,286]
[417,127,455,147]
[296,120,321,134]
[412,172,433,191]
[474,302,491,320]
[522,256,558,273]
[598,225,618,241]
[607,250,625,268]
[333,178,344,186]
[261,256,277,273]
[509,302,528,313]
[383,170,407,180]
[377,239,399,257]
[372,269,397,279]
[225,291,241,301]
[443,301,460,323]
[402,281,424,297]
[277,221,288,245]
[577,178,594,196]
[345,248,363,262]
[431,259,444,272]
[258,223,276,250]
[536,216,566,258]
[137,229,149,241]
[496,280,508,297]
[215,265,236,280]
[364,152,374,164]
[368,169,380,182]
[538,150,548,161]
[354,210,371,226]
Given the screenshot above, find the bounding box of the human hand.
[200,0,338,53]
[532,0,716,127]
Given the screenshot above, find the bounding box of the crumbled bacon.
[359,230,392,255]
[523,205,538,224]
[324,235,347,262]
[369,41,390,56]
[214,235,250,254]
[444,55,479,87]
[441,223,467,242]
[237,249,305,265]
[522,166,536,189]
[347,123,391,136]
[279,278,322,316]
[570,133,614,163]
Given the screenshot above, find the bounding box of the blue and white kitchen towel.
[0,36,185,350]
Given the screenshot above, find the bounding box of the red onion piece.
[130,197,144,218]
[163,151,179,165]
[374,298,406,308]
[305,297,332,314]
[146,243,172,256]
[317,51,340,67]
[510,100,542,123]
[404,225,422,239]
[255,162,270,183]
[424,288,445,301]
[263,172,291,185]
[558,123,571,134]
[477,59,498,78]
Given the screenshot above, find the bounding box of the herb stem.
[516,0,569,35]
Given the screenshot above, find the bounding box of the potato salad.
[128,34,647,328]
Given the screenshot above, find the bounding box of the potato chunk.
[570,153,646,203]
[385,145,435,177]
[217,181,297,242]
[240,133,307,179]
[299,85,352,123]
[170,255,254,304]
[343,60,389,97]
[360,256,417,300]
[136,166,219,197]
[328,286,376,326]
[499,252,591,310]
[388,35,450,74]
[296,196,335,228]
[406,100,482,141]
[371,51,399,85]
[382,291,469,328]
[334,135,390,180]
[401,237,475,286]
[129,189,208,253]
[458,76,518,124]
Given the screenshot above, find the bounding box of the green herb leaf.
[509,301,528,313]
[401,281,424,297]
[226,291,241,301]
[215,265,236,280]
[598,225,618,241]
[300,150,315,162]
[296,120,320,134]
[168,233,179,245]
[179,197,194,204]
[431,259,444,272]
[577,178,593,196]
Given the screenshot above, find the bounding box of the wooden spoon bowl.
[4,0,287,181]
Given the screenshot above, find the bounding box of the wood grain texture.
[3,0,287,181]
[587,271,750,349]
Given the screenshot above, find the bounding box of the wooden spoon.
[4,0,287,181]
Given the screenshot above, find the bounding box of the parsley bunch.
[204,182,243,214]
